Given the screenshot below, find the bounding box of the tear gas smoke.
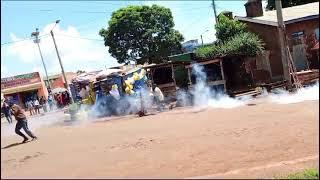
[177,63,319,108]
[268,81,319,104]
[176,63,252,109]
[89,87,154,120]
[3,66,318,138]
[1,111,65,137]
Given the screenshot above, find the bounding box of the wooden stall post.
[219,59,227,92]
[171,63,177,89]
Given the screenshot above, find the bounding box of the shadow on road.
[2,141,31,149]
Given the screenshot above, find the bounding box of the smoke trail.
[176,63,251,109]
[1,111,66,137]
[89,87,155,120]
[191,64,212,107]
[176,89,192,107]
[268,81,319,104]
[177,63,319,108]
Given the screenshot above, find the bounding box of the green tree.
[215,14,247,43]
[266,0,318,10]
[99,5,184,64]
[195,14,264,59]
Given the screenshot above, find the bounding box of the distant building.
[236,0,319,81]
[43,72,77,91]
[182,39,200,53]
[1,72,48,108]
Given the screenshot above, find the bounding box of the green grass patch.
[276,168,319,179]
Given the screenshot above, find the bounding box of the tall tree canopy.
[99,5,184,64]
[266,0,318,10]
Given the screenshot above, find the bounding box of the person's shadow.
[2,141,30,149]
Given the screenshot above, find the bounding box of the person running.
[9,102,37,143]
[1,100,13,124]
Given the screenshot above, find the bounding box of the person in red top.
[9,102,37,143]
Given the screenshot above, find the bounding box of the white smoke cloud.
[178,63,319,109]
[89,87,155,119]
[179,63,251,109]
[1,109,65,138]
[268,82,319,104]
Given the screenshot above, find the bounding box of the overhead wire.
[54,33,104,42]
[1,34,50,46]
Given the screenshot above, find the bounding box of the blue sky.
[1,0,267,78]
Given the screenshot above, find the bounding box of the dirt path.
[1,100,318,178]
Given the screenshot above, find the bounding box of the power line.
[54,33,104,41]
[1,34,50,46]
[2,4,211,14]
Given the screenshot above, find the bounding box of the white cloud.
[142,1,215,44]
[5,23,119,76]
[7,33,38,63]
[1,64,8,77]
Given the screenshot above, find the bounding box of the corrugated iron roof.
[236,2,319,26]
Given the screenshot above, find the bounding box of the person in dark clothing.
[48,95,54,111]
[40,96,47,112]
[1,100,13,124]
[9,102,37,143]
[65,92,71,105]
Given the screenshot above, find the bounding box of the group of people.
[25,96,48,116]
[53,92,71,108]
[2,99,37,143]
[93,80,165,117]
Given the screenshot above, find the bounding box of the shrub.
[215,14,247,43]
[195,32,264,59]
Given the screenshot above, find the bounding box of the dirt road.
[1,100,318,178]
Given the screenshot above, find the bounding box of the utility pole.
[200,29,209,46]
[201,35,204,46]
[212,0,218,24]
[275,0,292,88]
[31,28,51,90]
[50,29,74,103]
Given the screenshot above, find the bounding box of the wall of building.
[286,19,319,43]
[47,72,78,90]
[51,76,65,89]
[38,74,49,99]
[244,22,284,80]
[242,18,319,81]
[286,18,319,69]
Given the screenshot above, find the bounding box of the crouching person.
[152,84,165,111]
[9,102,37,143]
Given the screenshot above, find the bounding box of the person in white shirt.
[33,99,40,115]
[79,87,87,99]
[27,100,34,116]
[152,84,165,111]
